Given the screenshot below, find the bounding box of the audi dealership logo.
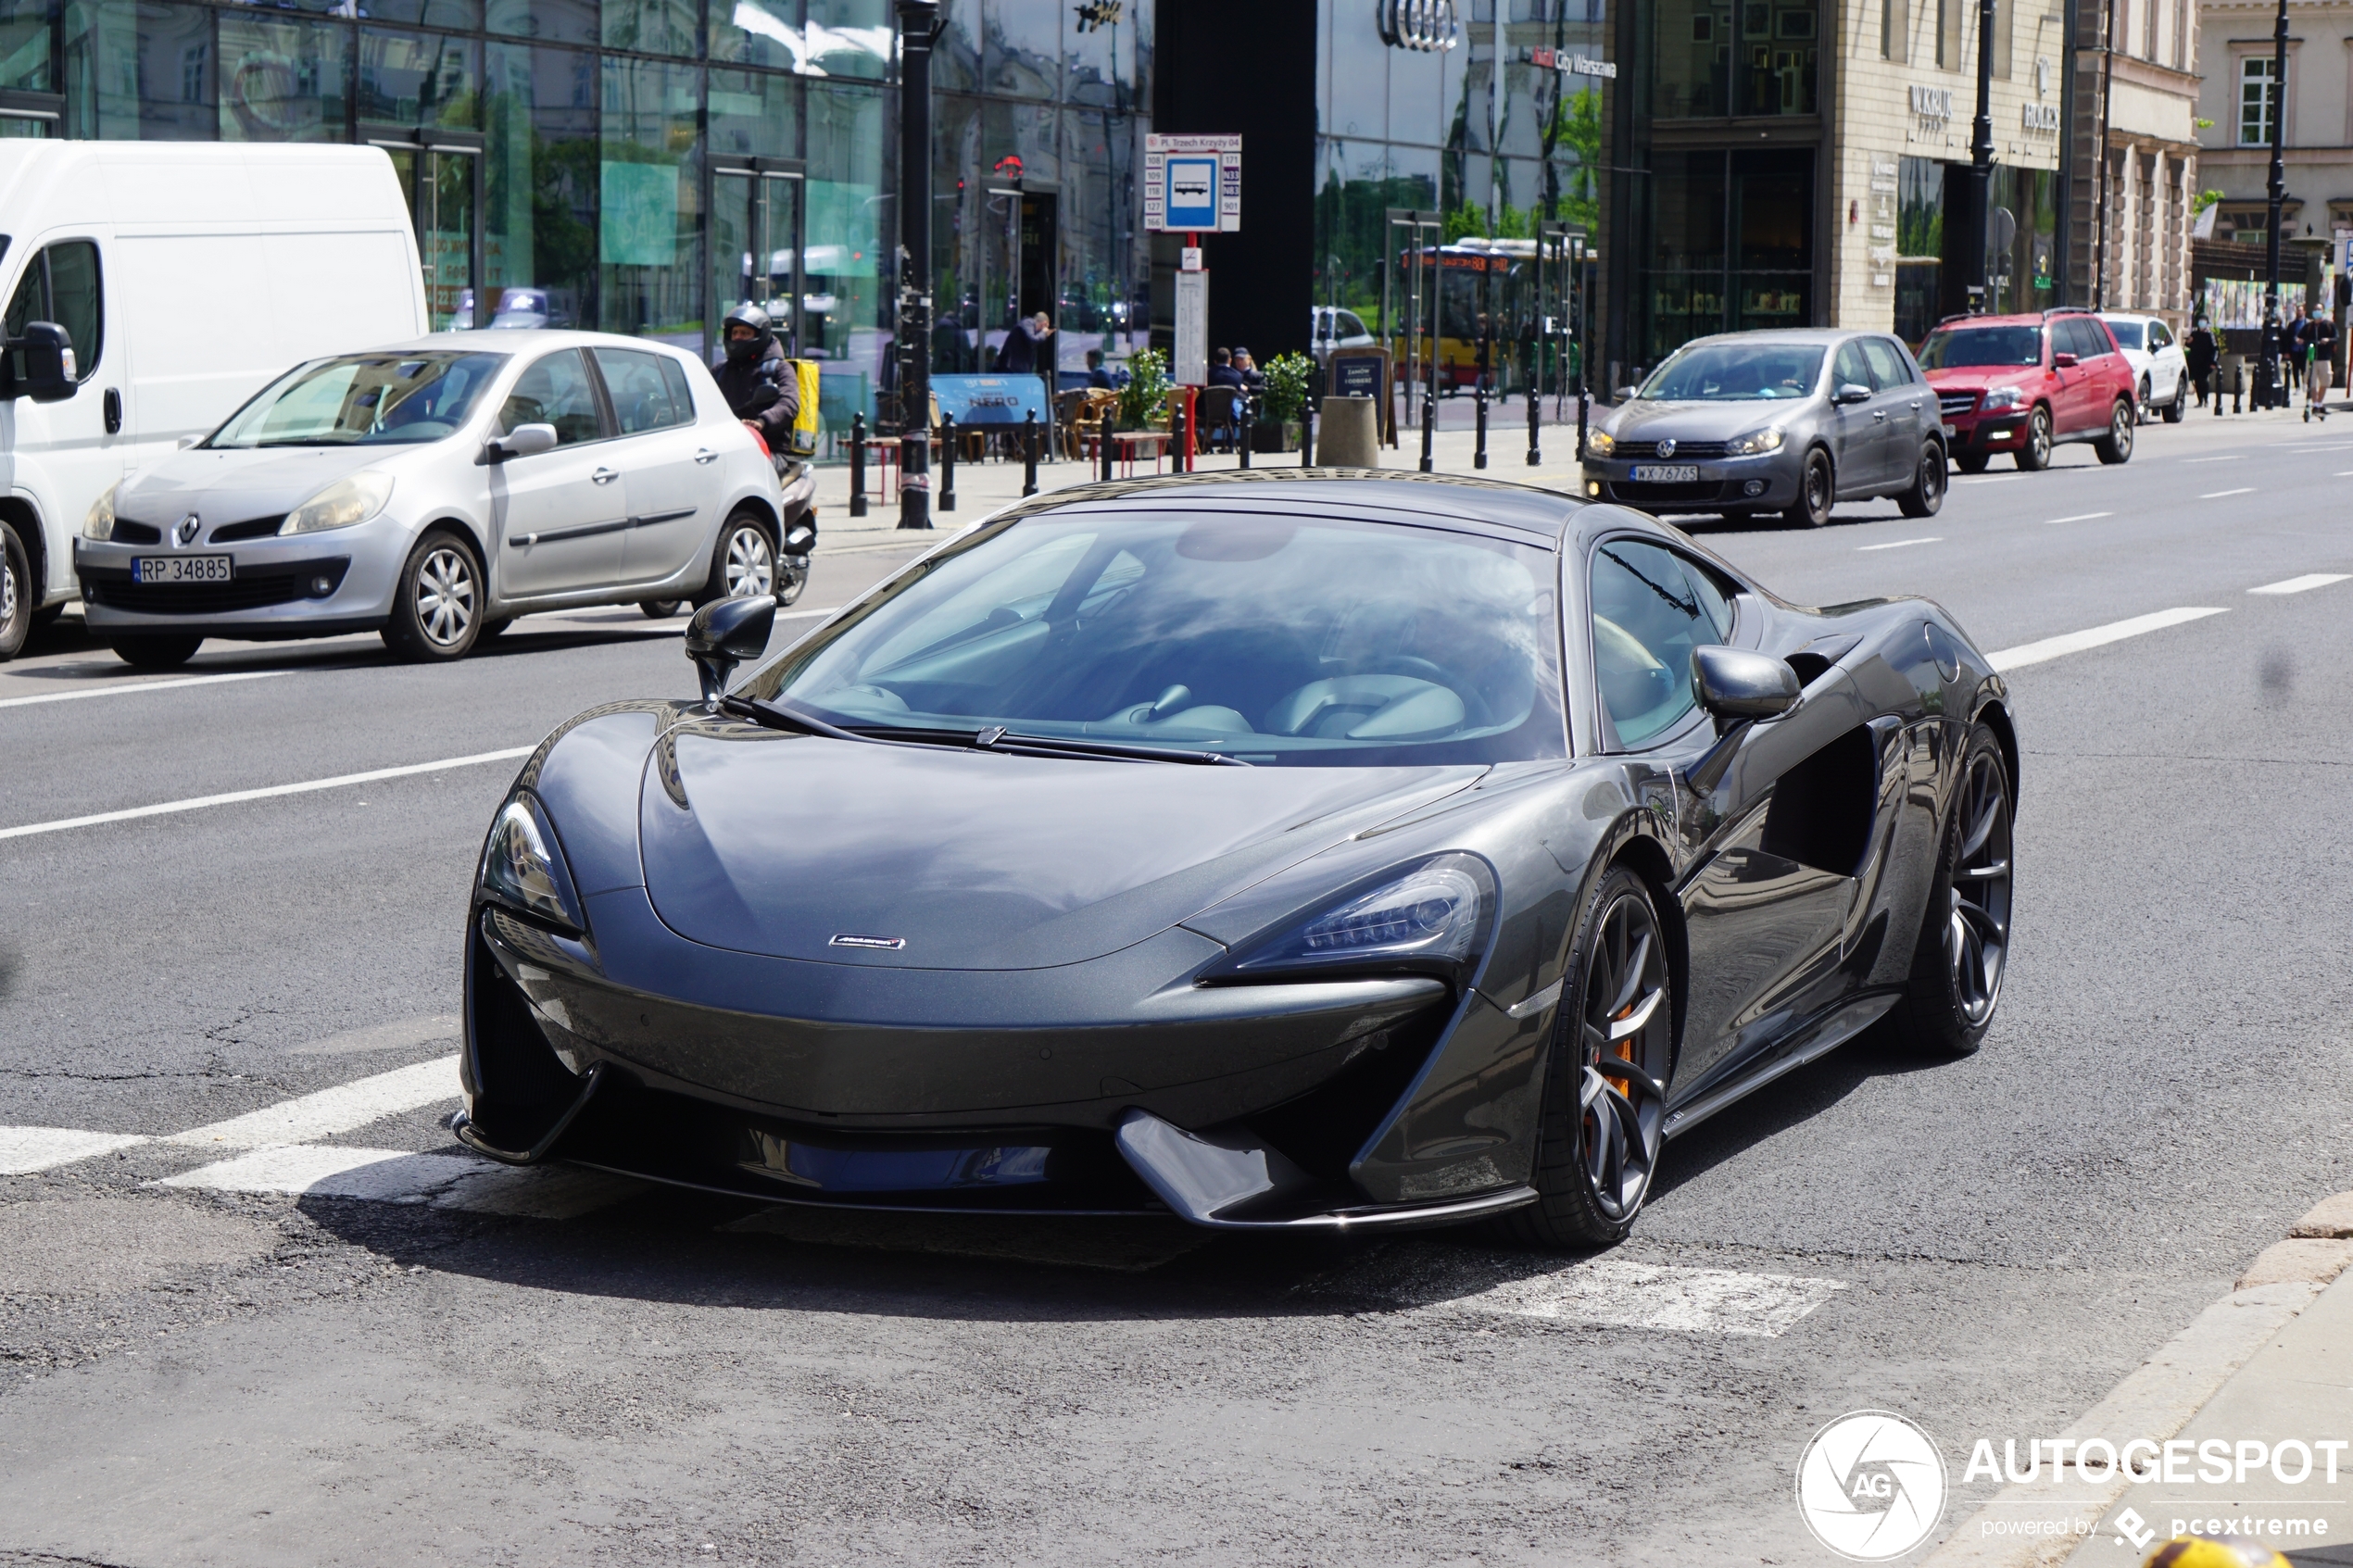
[1796,1411,1949,1561]
[1376,0,1460,53]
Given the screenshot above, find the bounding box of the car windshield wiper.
[724,700,1250,766]
[719,694,889,744]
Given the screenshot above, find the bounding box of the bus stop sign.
[1144,134,1240,232]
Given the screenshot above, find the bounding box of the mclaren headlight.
[282,470,395,534]
[477,790,587,934]
[82,483,118,541]
[1584,429,1616,458]
[1727,425,1784,456]
[1215,857,1492,984]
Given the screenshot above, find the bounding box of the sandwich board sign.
[1144,133,1241,233]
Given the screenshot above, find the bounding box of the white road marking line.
[157,1144,640,1220]
[1856,536,1940,552]
[2199,487,2256,498]
[1987,607,2229,671]
[0,1126,147,1174]
[2183,455,2245,463]
[0,669,295,710]
[0,746,534,842]
[2249,572,2351,596]
[164,1056,459,1149]
[1441,1259,1847,1337]
[2042,511,2112,525]
[1953,473,2018,483]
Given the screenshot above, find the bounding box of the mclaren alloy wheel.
[1504,864,1675,1248]
[1893,722,2014,1057]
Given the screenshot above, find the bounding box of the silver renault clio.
[73,331,800,668]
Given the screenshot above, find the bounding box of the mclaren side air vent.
[1761,725,1877,878]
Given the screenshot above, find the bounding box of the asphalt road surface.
[3,409,2347,1566]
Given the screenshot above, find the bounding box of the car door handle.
[591,467,619,485]
[694,447,719,464]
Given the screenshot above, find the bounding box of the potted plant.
[1117,347,1170,432]
[1255,352,1314,451]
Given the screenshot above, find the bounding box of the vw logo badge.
[175,513,201,546]
[1655,438,1677,458]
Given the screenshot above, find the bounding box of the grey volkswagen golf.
[1579,329,1946,528]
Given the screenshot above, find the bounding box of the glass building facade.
[0,0,1151,424]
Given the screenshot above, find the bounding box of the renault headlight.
[1585,430,1616,458]
[281,470,395,534]
[1981,385,2025,411]
[82,483,118,541]
[1216,858,1492,982]
[1727,426,1784,456]
[478,791,587,934]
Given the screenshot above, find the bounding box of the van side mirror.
[1831,383,1872,405]
[5,322,77,403]
[684,595,776,708]
[486,422,559,462]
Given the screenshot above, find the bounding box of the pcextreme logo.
[1797,1411,1951,1561]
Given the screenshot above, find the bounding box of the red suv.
[1917,309,2138,473]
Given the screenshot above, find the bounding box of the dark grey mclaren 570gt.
[457,471,2015,1247]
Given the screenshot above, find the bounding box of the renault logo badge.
[175,513,201,546]
[1655,438,1677,458]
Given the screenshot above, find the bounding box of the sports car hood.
[113,445,420,530]
[639,730,1486,971]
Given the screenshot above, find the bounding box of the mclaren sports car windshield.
[746,509,1566,765]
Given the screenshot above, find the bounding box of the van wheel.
[0,521,31,662]
[111,636,202,670]
[382,529,484,662]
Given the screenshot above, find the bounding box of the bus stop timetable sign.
[1144,134,1240,232]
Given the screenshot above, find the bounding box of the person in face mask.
[711,303,799,448]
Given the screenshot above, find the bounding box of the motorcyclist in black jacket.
[712,303,799,448]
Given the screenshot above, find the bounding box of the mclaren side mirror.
[2052,351,2079,369]
[1684,645,1801,798]
[1831,383,1872,406]
[684,595,776,708]
[486,422,559,462]
[4,322,77,403]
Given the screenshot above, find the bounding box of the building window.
[1881,0,1906,63]
[2240,56,2280,146]
[1935,0,1951,67]
[1991,0,2009,78]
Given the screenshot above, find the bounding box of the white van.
[0,142,427,659]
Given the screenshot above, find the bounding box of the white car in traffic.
[2097,312,2187,422]
[73,332,799,668]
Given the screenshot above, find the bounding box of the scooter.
[774,453,817,608]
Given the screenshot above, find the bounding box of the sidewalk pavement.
[1928,1195,2353,1568]
[806,420,1589,551]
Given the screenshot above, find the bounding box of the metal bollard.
[1418,364,1437,474]
[1022,408,1039,496]
[1526,340,1541,466]
[1101,411,1117,482]
[1474,375,1489,470]
[1301,393,1315,467]
[939,411,958,512]
[849,411,867,519]
[1175,394,1191,473]
[1238,392,1252,470]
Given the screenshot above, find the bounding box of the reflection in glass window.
[484,43,598,332]
[44,240,99,378]
[0,0,55,91]
[708,67,799,157]
[806,78,882,388]
[209,352,505,447]
[600,57,702,349]
[499,348,602,444]
[63,0,214,140]
[1591,540,1716,747]
[361,0,480,34]
[805,0,890,80]
[485,0,595,46]
[219,15,348,142]
[710,0,802,69]
[357,30,476,130]
[605,0,697,57]
[592,345,687,433]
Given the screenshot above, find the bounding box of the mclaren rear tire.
[1499,863,1676,1249]
[1889,721,2014,1059]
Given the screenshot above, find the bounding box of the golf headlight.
[1585,430,1615,458]
[478,791,586,934]
[1727,426,1784,455]
[281,470,394,534]
[1221,858,1491,981]
[82,483,118,540]
[1981,386,2024,411]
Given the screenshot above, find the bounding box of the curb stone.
[1920,1191,2353,1568]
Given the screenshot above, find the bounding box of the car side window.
[4,239,103,383]
[1832,340,1872,392]
[1862,338,1911,391]
[499,349,603,445]
[591,346,682,435]
[659,355,698,422]
[1591,538,1718,748]
[2069,320,2107,358]
[1340,311,1368,338]
[2148,321,2172,350]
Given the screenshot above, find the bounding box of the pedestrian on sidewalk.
[2307,310,2335,420]
[2185,315,2217,408]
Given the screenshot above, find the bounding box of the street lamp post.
[896,0,937,529]
[1967,0,1994,312]
[2262,0,2288,409]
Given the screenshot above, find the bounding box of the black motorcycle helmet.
[722,303,774,363]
